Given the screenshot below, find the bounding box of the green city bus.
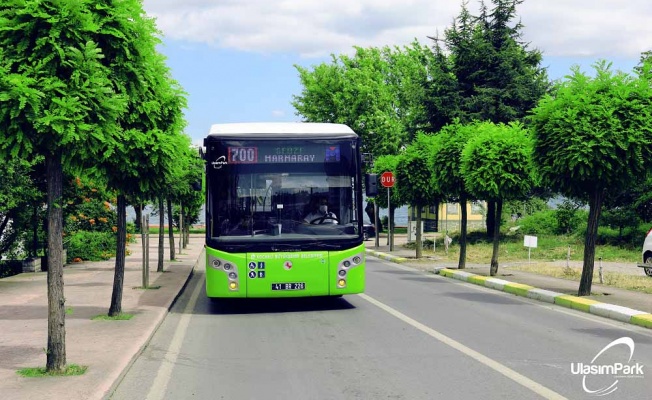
[202,122,375,298]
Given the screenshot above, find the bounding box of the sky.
[141,0,652,146]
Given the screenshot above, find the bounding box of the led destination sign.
[227,145,341,164]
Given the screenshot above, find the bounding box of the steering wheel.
[310,215,339,225]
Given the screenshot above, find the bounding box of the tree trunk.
[458,196,468,270]
[167,198,175,260]
[416,206,422,259]
[433,200,439,232]
[134,203,142,232]
[45,151,66,372]
[31,205,39,257]
[578,189,604,296]
[109,195,127,317]
[179,202,184,249]
[158,197,164,272]
[185,221,190,247]
[489,199,503,276]
[486,200,496,239]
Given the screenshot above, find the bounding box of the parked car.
[641,227,652,277]
[363,224,376,241]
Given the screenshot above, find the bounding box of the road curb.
[436,268,652,329]
[365,249,408,263]
[103,252,201,400]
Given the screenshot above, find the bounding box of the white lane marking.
[367,256,652,336]
[358,293,568,400]
[147,275,204,400]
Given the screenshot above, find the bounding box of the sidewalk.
[366,233,652,328]
[0,234,204,400]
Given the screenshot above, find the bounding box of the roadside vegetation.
[294,0,652,298]
[2,0,651,377]
[17,364,87,378]
[414,232,640,263]
[508,264,652,295]
[401,199,646,263]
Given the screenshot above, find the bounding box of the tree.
[157,197,165,272]
[461,121,533,276]
[430,120,477,269]
[530,62,652,295]
[168,145,204,249]
[426,0,548,236]
[395,134,439,258]
[73,0,189,316]
[293,43,432,160]
[372,154,404,249]
[0,158,42,258]
[0,0,127,372]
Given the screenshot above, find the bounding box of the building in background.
[408,201,486,233]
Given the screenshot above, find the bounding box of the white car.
[641,228,652,277]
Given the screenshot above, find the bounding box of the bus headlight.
[229,282,238,290]
[211,259,221,268]
[353,256,362,265]
[338,279,346,287]
[228,272,237,279]
[223,263,232,270]
[338,269,347,277]
[343,260,351,268]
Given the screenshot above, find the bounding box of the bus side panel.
[205,247,247,298]
[329,244,366,295]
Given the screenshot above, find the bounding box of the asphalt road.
[110,256,652,400]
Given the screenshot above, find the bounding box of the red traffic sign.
[380,171,395,188]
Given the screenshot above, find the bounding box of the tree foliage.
[395,134,439,258]
[461,121,533,275]
[0,0,128,373]
[84,0,189,317]
[431,120,478,268]
[530,62,652,295]
[293,43,432,160]
[425,0,548,237]
[0,158,43,258]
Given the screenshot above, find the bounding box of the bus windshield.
[206,138,363,249]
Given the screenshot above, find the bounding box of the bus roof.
[207,122,357,139]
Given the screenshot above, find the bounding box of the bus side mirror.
[365,174,378,197]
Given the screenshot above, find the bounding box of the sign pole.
[380,171,395,250]
[374,201,379,248]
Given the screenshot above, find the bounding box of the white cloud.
[271,109,286,118]
[143,0,652,58]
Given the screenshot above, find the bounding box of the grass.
[406,232,640,263]
[17,364,87,377]
[91,313,134,321]
[397,231,650,293]
[508,263,652,294]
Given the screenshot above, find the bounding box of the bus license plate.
[271,282,306,291]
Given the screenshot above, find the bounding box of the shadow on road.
[203,296,357,315]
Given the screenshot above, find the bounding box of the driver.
[304,197,338,224]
